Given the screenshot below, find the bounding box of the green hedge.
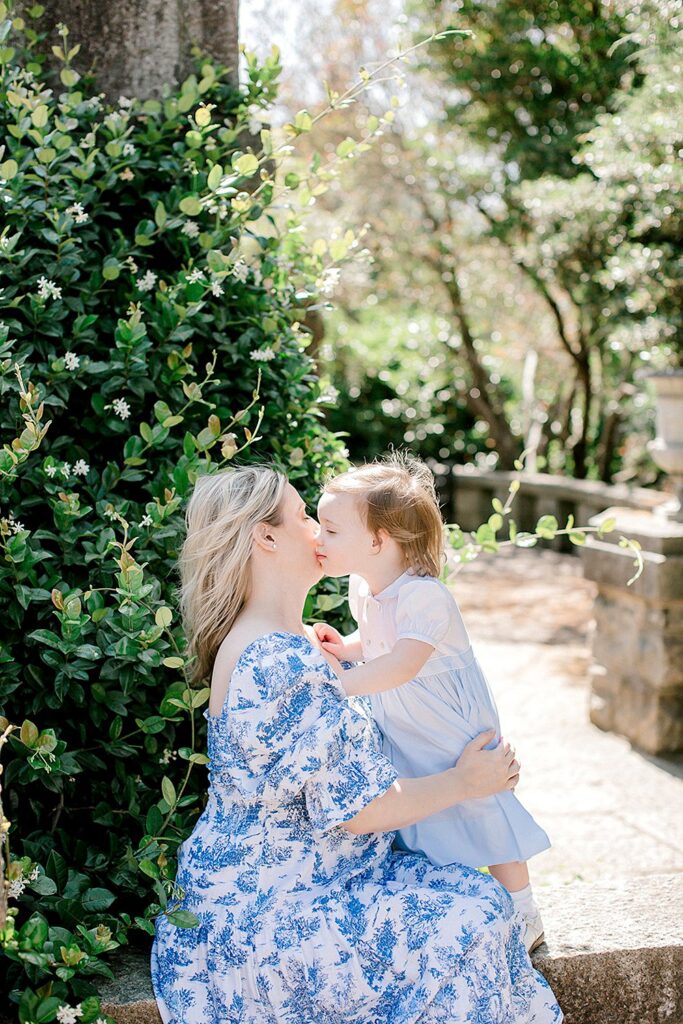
[0,9,348,1022]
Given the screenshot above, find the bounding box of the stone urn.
[648,369,683,521]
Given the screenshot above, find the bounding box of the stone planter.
[648,369,683,522]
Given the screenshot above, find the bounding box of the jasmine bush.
[0,6,350,1021]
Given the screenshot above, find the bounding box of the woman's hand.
[312,621,347,661]
[453,730,520,801]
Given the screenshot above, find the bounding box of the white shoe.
[517,909,545,953]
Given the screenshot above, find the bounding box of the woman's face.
[269,483,324,586]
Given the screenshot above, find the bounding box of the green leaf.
[161,776,176,805]
[536,515,558,539]
[166,909,201,928]
[60,67,79,87]
[163,656,184,669]
[81,887,116,912]
[597,516,617,536]
[155,606,172,628]
[336,137,356,158]
[154,202,167,228]
[179,196,202,216]
[492,497,504,514]
[514,533,538,548]
[569,531,587,546]
[102,257,120,281]
[31,103,49,127]
[233,153,259,176]
[0,158,18,180]
[207,163,223,190]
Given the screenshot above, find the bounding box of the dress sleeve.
[226,635,398,834]
[394,578,453,647]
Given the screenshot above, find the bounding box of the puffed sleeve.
[225,634,398,834]
[394,578,453,647]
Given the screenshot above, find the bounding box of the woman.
[150,465,563,1023]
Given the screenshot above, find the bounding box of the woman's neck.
[242,573,310,635]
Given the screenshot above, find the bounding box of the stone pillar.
[19,0,239,97]
[581,508,683,754]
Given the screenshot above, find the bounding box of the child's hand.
[313,622,347,660]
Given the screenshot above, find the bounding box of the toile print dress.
[150,631,563,1024]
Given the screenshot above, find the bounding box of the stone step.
[89,873,683,1024]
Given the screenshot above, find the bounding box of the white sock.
[510,883,538,918]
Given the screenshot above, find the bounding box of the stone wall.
[18,0,239,98]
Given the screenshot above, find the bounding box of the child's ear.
[371,529,389,551]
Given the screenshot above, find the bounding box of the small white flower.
[8,878,26,899]
[56,1005,83,1024]
[231,260,249,283]
[65,202,88,223]
[103,508,118,520]
[10,518,25,533]
[61,462,71,478]
[112,397,131,420]
[139,513,153,527]
[182,220,200,238]
[248,117,263,135]
[87,96,102,111]
[252,268,262,286]
[187,268,204,283]
[122,142,136,156]
[81,131,97,148]
[37,276,62,301]
[125,256,138,273]
[250,347,276,362]
[119,168,134,181]
[184,158,198,174]
[73,459,90,476]
[64,351,80,371]
[45,464,57,478]
[210,280,224,297]
[95,1019,108,1024]
[118,95,133,108]
[318,266,341,297]
[28,866,40,881]
[136,270,157,293]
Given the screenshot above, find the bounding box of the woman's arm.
[343,730,519,835]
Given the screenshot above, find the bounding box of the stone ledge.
[85,873,683,1023]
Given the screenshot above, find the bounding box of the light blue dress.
[349,571,551,869]
[150,631,562,1023]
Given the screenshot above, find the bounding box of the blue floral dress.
[150,632,563,1024]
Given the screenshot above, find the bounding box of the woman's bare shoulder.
[208,624,269,716]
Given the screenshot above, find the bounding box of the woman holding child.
[150,461,563,1023]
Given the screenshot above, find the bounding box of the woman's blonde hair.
[324,452,445,577]
[177,465,288,685]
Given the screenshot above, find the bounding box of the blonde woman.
[150,465,563,1024]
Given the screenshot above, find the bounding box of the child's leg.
[490,861,545,952]
[488,860,529,892]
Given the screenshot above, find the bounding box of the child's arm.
[313,622,363,663]
[340,638,434,696]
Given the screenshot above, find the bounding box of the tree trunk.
[19,0,239,98]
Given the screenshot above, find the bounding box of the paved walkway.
[450,547,683,890]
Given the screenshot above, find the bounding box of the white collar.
[367,568,418,602]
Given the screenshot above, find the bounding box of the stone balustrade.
[428,463,670,547]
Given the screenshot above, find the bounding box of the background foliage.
[259,0,681,481]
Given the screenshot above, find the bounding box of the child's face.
[316,491,378,577]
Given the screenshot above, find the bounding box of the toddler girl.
[314,454,550,953]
